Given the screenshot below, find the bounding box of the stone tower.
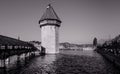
[39,4,61,54]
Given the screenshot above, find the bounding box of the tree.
[93,37,97,47]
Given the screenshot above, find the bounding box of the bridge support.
[33,51,35,56]
[24,53,28,64]
[17,54,21,68]
[0,59,7,74]
[28,52,31,59]
[5,58,10,68]
[24,53,27,60]
[0,59,6,68]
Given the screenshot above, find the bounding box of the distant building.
[59,42,93,50]
[29,41,41,51]
[39,4,62,54]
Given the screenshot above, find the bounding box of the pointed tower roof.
[39,4,61,23]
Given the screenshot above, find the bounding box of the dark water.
[1,50,120,74]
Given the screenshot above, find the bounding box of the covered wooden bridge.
[0,35,38,59]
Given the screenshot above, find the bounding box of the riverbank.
[96,49,120,69]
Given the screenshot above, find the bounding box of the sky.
[0,0,120,44]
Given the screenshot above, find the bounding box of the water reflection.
[1,50,120,74]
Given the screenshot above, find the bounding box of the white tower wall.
[41,25,59,54]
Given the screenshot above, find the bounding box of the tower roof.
[39,4,61,23]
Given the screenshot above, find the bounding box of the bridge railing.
[0,44,38,59]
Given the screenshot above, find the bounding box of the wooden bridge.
[0,35,39,69]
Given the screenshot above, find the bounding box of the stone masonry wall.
[41,25,59,54]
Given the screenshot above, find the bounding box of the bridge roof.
[0,35,31,46]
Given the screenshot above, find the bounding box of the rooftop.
[39,4,61,23]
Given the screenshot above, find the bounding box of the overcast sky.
[0,0,120,44]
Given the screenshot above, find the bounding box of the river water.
[1,50,120,74]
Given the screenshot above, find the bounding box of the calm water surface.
[2,50,120,74]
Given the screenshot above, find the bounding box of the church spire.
[39,4,61,23]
